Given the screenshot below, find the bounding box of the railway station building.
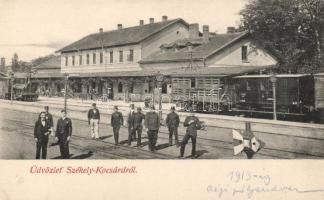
[33,16,277,104]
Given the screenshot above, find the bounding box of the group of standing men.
[110,104,159,151]
[87,103,162,151]
[109,103,202,157]
[33,102,203,159]
[34,106,72,159]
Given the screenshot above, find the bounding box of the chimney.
[189,23,199,39]
[149,18,154,24]
[139,20,144,26]
[117,24,122,30]
[203,25,210,42]
[227,26,236,33]
[162,16,168,22]
[99,28,103,33]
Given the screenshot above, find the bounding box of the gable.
[207,39,278,67]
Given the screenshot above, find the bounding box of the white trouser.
[90,119,99,139]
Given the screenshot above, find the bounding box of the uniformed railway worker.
[165,106,180,146]
[132,107,145,147]
[179,110,202,158]
[144,106,160,152]
[87,103,100,140]
[111,106,124,145]
[55,110,72,159]
[34,112,51,159]
[127,103,136,144]
[44,106,54,128]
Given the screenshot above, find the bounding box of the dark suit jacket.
[34,120,51,141]
[111,111,124,128]
[45,112,54,127]
[88,108,100,120]
[183,116,201,136]
[145,112,160,131]
[55,118,72,138]
[166,112,180,128]
[133,112,145,128]
[127,110,135,125]
[38,112,54,127]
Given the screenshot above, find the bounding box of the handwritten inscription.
[228,170,271,185]
[206,170,324,199]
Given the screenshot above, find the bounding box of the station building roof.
[57,18,188,53]
[140,31,249,63]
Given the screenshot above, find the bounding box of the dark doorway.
[98,81,103,95]
[108,83,114,99]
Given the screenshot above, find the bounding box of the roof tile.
[58,18,186,52]
[141,31,248,63]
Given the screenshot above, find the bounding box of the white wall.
[61,44,142,74]
[141,23,189,59]
[207,39,277,67]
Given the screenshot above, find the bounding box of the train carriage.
[5,72,38,101]
[232,74,314,113]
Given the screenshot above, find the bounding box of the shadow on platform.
[156,143,170,150]
[71,151,93,159]
[99,135,113,140]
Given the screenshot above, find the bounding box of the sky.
[0,0,247,64]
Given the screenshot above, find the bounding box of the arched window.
[118,82,123,93]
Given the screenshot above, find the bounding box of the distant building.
[31,55,63,96]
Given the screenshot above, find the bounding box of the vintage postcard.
[0,0,324,199]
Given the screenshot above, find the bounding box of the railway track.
[3,112,323,159]
[1,118,172,159]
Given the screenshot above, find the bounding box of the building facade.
[31,55,64,96]
[33,16,277,103]
[57,16,190,101]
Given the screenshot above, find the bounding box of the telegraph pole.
[10,72,14,104]
[270,74,277,120]
[64,73,69,111]
[155,72,164,121]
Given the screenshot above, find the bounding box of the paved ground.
[1,98,323,159]
[0,104,255,159]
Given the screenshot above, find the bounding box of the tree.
[240,0,324,73]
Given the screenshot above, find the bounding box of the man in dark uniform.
[144,106,160,152]
[87,103,100,140]
[179,110,201,158]
[44,106,54,128]
[34,112,51,159]
[111,106,124,145]
[132,107,145,147]
[165,106,180,146]
[55,110,73,159]
[127,103,136,144]
[38,106,54,135]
